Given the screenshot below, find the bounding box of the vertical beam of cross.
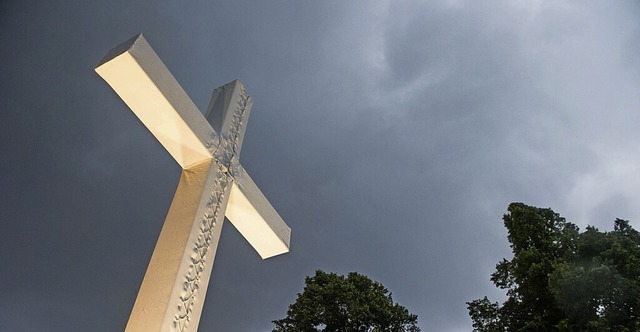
[96,34,291,332]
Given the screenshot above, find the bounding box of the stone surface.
[96,34,291,332]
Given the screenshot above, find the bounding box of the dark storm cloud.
[2,1,640,331]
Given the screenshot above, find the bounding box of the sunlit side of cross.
[96,34,291,332]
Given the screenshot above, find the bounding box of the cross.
[96,34,291,332]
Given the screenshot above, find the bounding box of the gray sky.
[2,1,640,331]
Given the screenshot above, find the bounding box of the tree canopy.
[273,270,420,332]
[468,202,640,331]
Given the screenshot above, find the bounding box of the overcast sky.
[2,1,640,331]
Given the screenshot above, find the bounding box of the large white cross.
[96,34,291,332]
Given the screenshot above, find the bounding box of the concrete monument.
[96,34,291,332]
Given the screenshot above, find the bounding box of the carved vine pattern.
[173,84,251,331]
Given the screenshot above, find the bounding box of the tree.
[468,203,640,331]
[273,270,420,332]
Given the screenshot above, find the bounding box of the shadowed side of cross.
[96,34,290,332]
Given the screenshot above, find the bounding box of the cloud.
[3,1,640,331]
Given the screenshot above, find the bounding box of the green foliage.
[467,297,503,332]
[468,203,640,331]
[273,270,420,332]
